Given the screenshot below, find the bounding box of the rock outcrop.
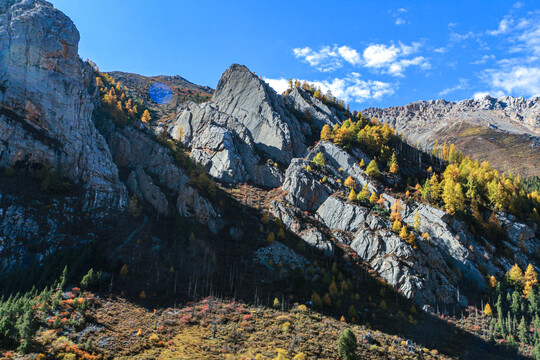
[277,138,539,306]
[283,86,348,130]
[213,64,308,163]
[169,65,345,187]
[0,0,127,213]
[107,126,224,234]
[171,101,281,187]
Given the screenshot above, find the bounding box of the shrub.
[337,329,357,360]
[312,152,325,168]
[148,333,160,345]
[273,297,281,309]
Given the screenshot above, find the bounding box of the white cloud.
[485,66,540,97]
[293,46,342,72]
[337,46,361,66]
[486,17,513,36]
[264,73,394,104]
[438,79,469,97]
[479,11,540,97]
[390,8,408,26]
[473,92,491,100]
[363,42,429,76]
[470,54,495,65]
[263,78,289,94]
[434,47,448,54]
[292,45,362,71]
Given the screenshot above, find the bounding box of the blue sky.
[49,0,540,109]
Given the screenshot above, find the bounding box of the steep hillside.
[363,96,540,177]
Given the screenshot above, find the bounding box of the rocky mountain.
[0,1,539,359]
[364,96,540,177]
[0,0,126,214]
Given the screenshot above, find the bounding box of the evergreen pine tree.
[518,316,528,343]
[337,329,357,360]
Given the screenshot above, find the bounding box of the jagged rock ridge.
[363,95,540,177]
[169,64,346,187]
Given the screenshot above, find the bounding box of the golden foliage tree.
[348,188,357,201]
[413,211,421,231]
[365,160,380,178]
[320,124,332,141]
[392,220,402,233]
[344,176,357,190]
[389,200,403,222]
[507,263,524,288]
[524,264,538,297]
[399,226,408,239]
[141,109,151,123]
[484,303,493,317]
[388,152,399,174]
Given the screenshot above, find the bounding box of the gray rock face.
[0,0,127,214]
[213,64,308,164]
[402,203,488,290]
[126,166,169,216]
[172,101,282,187]
[0,190,94,274]
[310,142,375,191]
[317,196,370,233]
[283,87,347,130]
[108,127,224,234]
[351,224,458,305]
[169,65,348,187]
[282,159,332,212]
[282,141,377,215]
[299,228,334,256]
[277,138,539,306]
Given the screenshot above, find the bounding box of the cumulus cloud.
[263,78,290,94]
[264,73,394,104]
[363,42,430,76]
[484,66,540,97]
[337,46,361,66]
[293,46,342,72]
[292,45,362,72]
[479,10,540,97]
